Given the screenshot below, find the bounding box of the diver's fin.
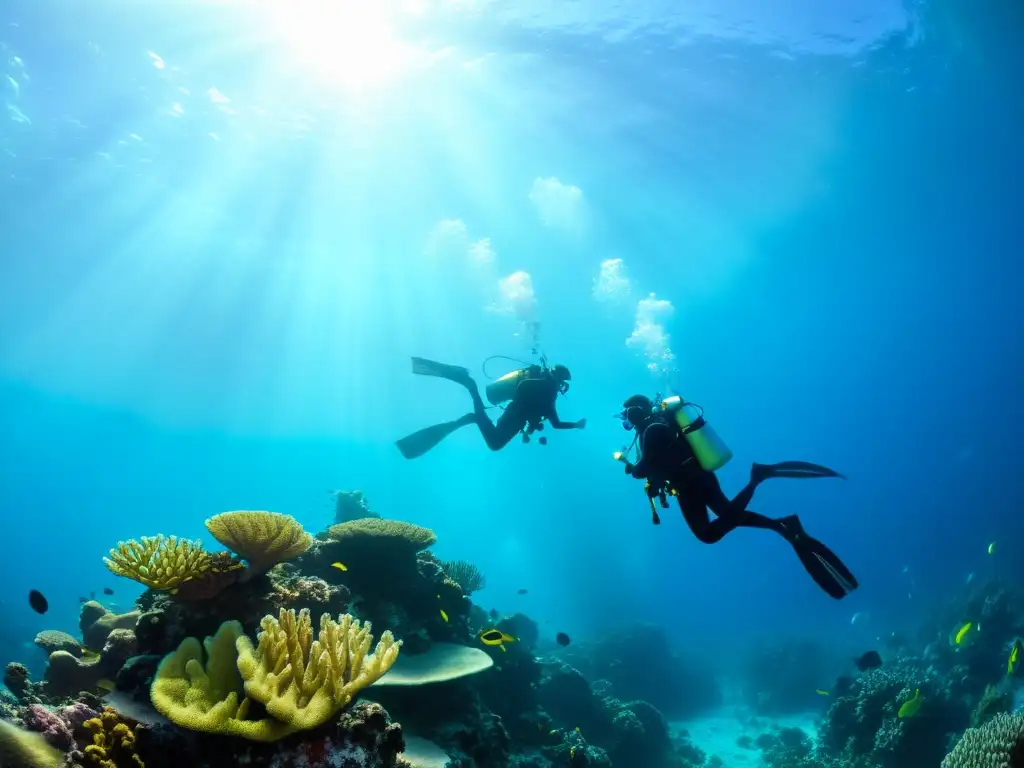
[411,357,472,384]
[396,414,476,459]
[779,515,859,600]
[752,461,846,482]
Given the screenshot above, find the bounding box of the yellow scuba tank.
[660,395,733,472]
[485,368,532,405]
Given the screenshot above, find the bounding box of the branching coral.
[237,608,402,731]
[442,560,486,595]
[942,712,1024,767]
[205,511,313,572]
[104,536,211,592]
[151,610,401,742]
[81,707,145,768]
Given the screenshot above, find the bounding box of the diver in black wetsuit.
[396,357,586,459]
[619,394,858,600]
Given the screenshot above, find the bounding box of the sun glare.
[258,0,416,91]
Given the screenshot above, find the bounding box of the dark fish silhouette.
[103,587,114,595]
[489,608,499,620]
[517,589,528,595]
[28,590,48,614]
[855,650,883,671]
[556,632,571,647]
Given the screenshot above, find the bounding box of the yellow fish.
[815,689,830,696]
[1009,639,1022,675]
[988,541,997,555]
[331,562,348,571]
[479,628,517,651]
[898,689,922,718]
[575,727,582,736]
[440,609,449,623]
[950,621,976,647]
[96,679,116,692]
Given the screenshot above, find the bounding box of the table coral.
[205,510,313,572]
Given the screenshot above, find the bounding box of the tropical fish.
[440,609,449,623]
[556,632,571,647]
[1009,639,1022,675]
[102,587,114,596]
[988,541,997,555]
[479,629,516,651]
[331,562,348,572]
[950,621,977,648]
[854,650,883,671]
[96,679,116,692]
[28,590,48,615]
[815,689,829,696]
[897,689,922,718]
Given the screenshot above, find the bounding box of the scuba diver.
[616,394,858,600]
[396,357,586,459]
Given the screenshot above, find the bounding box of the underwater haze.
[1,0,1023,764]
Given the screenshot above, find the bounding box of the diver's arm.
[545,403,585,429]
[625,422,672,478]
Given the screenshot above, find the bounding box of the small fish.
[574,727,582,736]
[28,590,48,614]
[988,541,997,556]
[90,591,96,599]
[517,589,528,595]
[331,562,348,572]
[489,608,499,620]
[78,596,88,604]
[966,572,975,584]
[96,679,116,692]
[854,650,883,671]
[102,587,114,596]
[897,688,922,718]
[556,632,571,647]
[479,628,517,651]
[950,621,976,647]
[815,689,829,696]
[850,611,869,626]
[440,609,449,623]
[1009,639,1022,675]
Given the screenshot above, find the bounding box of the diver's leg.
[676,486,720,543]
[698,472,786,538]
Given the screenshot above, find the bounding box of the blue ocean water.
[0,0,1020,724]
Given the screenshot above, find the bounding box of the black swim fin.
[396,414,476,459]
[752,460,846,482]
[778,515,859,600]
[411,357,472,384]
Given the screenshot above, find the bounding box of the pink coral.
[24,703,74,750]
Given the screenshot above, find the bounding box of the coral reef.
[151,609,400,741]
[34,631,83,658]
[442,561,486,596]
[818,655,967,768]
[0,718,64,768]
[333,490,380,524]
[942,712,1024,767]
[79,706,145,768]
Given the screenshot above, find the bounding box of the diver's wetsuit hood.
[550,364,571,395]
[620,394,654,430]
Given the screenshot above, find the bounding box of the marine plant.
[150,609,401,742]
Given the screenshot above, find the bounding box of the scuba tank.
[485,365,541,405]
[659,395,733,472]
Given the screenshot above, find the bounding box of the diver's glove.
[575,418,587,429]
[623,460,636,475]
